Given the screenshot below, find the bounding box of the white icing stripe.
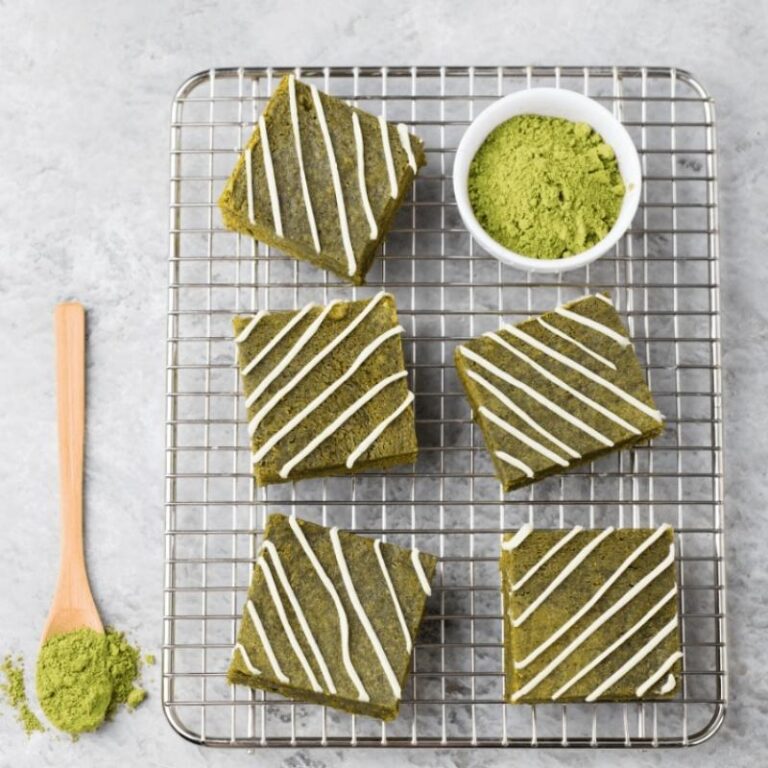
[352,112,378,240]
[245,146,256,225]
[374,539,412,653]
[585,617,679,702]
[330,528,402,699]
[511,528,614,628]
[486,332,643,437]
[501,524,533,551]
[235,311,267,345]
[467,369,581,460]
[279,371,407,479]
[515,525,673,669]
[257,556,323,693]
[495,451,534,478]
[287,516,368,702]
[233,642,261,675]
[242,302,318,377]
[262,542,336,694]
[253,325,404,464]
[510,543,676,701]
[411,549,432,595]
[397,123,418,172]
[346,390,414,469]
[512,527,584,592]
[246,600,289,684]
[310,84,356,277]
[258,115,283,237]
[245,302,337,412]
[459,347,614,448]
[657,671,678,695]
[635,652,682,698]
[379,115,398,198]
[595,293,613,305]
[551,587,677,700]
[288,74,321,254]
[555,305,630,347]
[248,292,387,431]
[537,318,617,371]
[498,325,662,423]
[480,407,569,468]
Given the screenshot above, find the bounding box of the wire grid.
[164,66,726,749]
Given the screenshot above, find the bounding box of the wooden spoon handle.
[54,302,87,588]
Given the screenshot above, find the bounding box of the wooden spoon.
[41,302,103,642]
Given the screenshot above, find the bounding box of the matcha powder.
[35,627,146,736]
[0,655,45,735]
[468,114,626,259]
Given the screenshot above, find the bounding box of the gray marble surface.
[1,0,765,765]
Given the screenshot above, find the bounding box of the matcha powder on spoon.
[468,114,626,259]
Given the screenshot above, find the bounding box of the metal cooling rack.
[164,66,726,749]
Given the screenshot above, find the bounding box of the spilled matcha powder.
[1,655,45,735]
[35,627,146,736]
[468,114,625,259]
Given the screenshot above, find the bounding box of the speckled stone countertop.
[1,1,765,766]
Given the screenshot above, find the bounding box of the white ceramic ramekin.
[453,88,641,274]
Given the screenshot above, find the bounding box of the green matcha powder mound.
[0,655,45,735]
[35,627,147,736]
[468,114,626,259]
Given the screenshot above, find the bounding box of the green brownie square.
[501,524,682,704]
[228,514,438,721]
[219,74,426,285]
[454,293,665,492]
[233,291,418,486]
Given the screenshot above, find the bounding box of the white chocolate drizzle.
[555,304,630,347]
[252,324,404,465]
[278,371,407,479]
[510,542,676,701]
[287,516,369,702]
[551,587,677,700]
[310,84,356,277]
[491,326,662,423]
[595,293,613,305]
[536,317,617,371]
[458,347,614,448]
[245,300,340,414]
[511,528,614,628]
[241,302,318,377]
[486,332,643,436]
[352,112,378,240]
[235,311,267,344]
[480,406,569,468]
[495,451,534,478]
[585,617,678,702]
[257,555,323,693]
[501,524,533,551]
[258,115,283,237]
[374,539,412,653]
[515,525,673,670]
[330,527,401,699]
[466,368,581,459]
[247,291,387,431]
[511,527,584,592]
[262,541,336,694]
[346,391,414,469]
[246,600,289,684]
[379,115,398,197]
[245,146,256,225]
[411,549,432,595]
[233,642,261,675]
[397,123,418,171]
[635,652,683,698]
[288,74,321,253]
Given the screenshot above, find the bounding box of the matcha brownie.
[501,524,682,704]
[234,291,418,486]
[219,74,426,285]
[229,513,437,720]
[454,294,664,491]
